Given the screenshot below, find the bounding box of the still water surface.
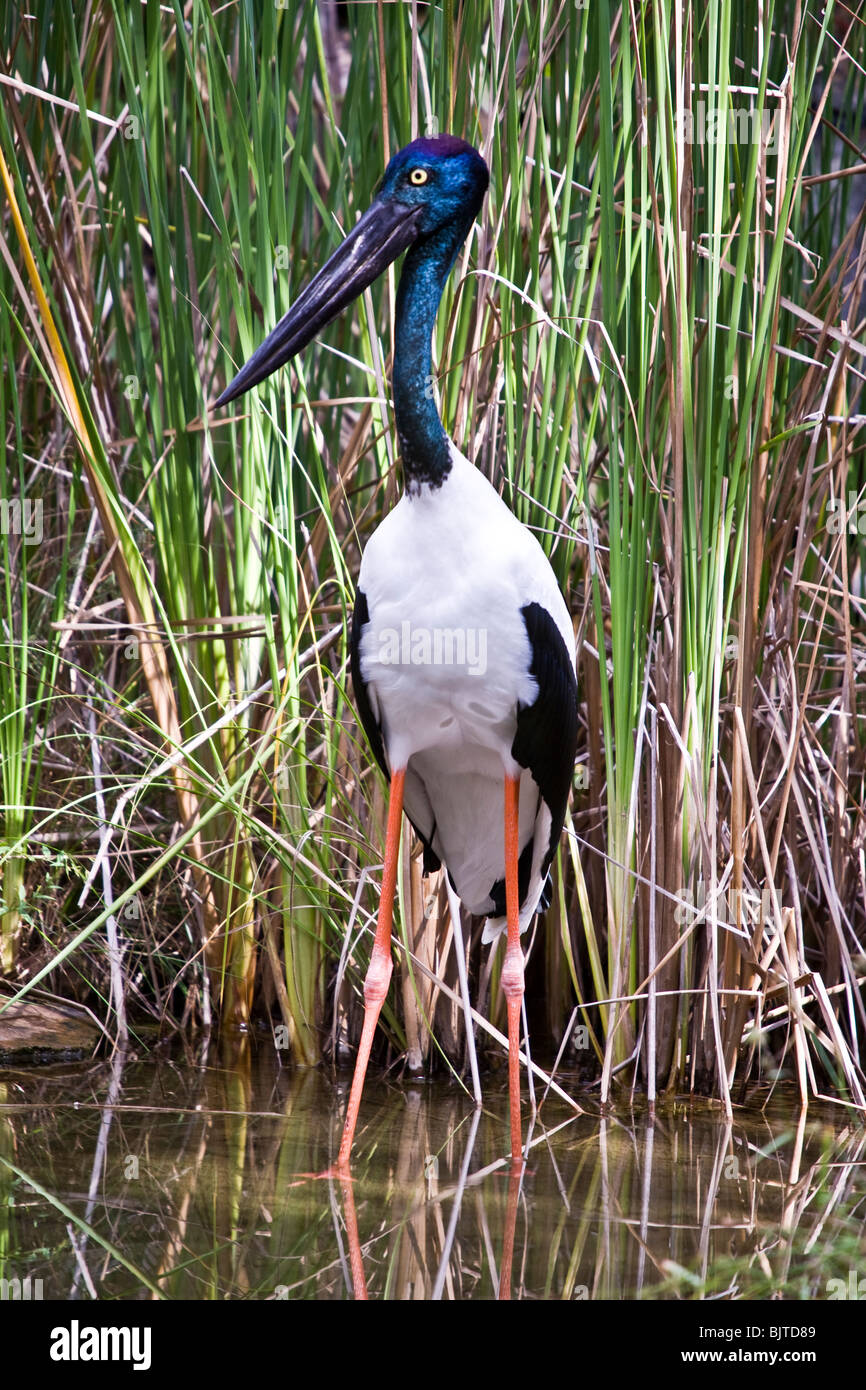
[1,1047,864,1300]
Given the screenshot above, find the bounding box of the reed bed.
[0,0,864,1110]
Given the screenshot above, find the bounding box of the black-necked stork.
[215,136,578,1168]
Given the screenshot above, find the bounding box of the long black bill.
[215,198,424,408]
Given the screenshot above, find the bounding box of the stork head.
[214,136,488,408]
[374,135,488,240]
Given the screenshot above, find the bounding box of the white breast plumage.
[356,444,574,930]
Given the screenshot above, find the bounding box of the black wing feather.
[486,602,577,915]
[349,589,389,777]
[510,601,578,875]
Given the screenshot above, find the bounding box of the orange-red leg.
[501,774,525,1166]
[337,767,406,1171]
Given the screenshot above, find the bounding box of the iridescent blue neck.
[393,229,463,493]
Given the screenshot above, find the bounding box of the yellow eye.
[409,168,429,185]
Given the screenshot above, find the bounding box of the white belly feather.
[357,445,573,930]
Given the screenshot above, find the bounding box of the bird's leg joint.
[500,946,525,1000]
[364,949,393,1008]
